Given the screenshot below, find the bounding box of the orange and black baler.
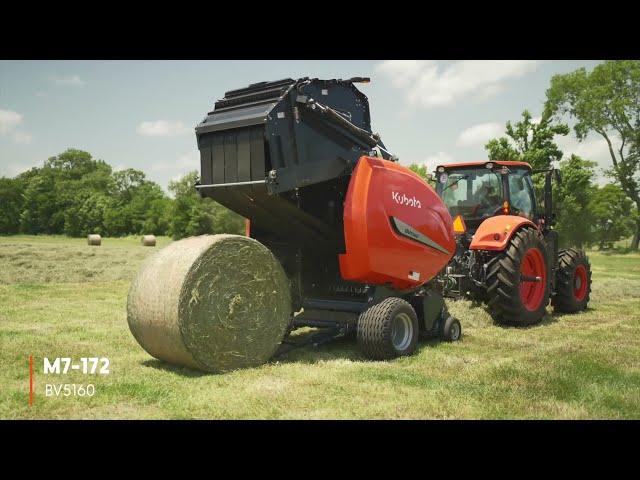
[194,77,461,359]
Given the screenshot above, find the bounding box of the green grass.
[1,235,639,419]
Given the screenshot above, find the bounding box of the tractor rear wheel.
[485,227,550,326]
[552,248,592,313]
[357,297,419,360]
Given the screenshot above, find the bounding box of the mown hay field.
[1,235,639,419]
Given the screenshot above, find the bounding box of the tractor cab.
[434,161,537,232]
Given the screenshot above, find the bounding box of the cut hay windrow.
[87,234,102,246]
[126,234,292,373]
[141,235,156,247]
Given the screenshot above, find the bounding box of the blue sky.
[0,60,609,191]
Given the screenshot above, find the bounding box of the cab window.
[508,169,536,219]
[438,168,503,220]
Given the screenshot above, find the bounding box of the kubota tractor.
[434,160,592,325]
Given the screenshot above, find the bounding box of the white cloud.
[0,109,33,144]
[0,109,23,134]
[376,60,539,108]
[4,161,39,177]
[457,122,504,147]
[151,151,199,172]
[423,151,454,171]
[13,131,33,144]
[177,151,199,169]
[557,134,617,167]
[137,120,189,137]
[52,75,85,87]
[555,133,629,185]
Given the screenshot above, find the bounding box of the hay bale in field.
[87,234,102,246]
[127,234,292,373]
[141,235,156,247]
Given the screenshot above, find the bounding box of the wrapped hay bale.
[87,234,102,246]
[127,234,292,373]
[141,235,156,247]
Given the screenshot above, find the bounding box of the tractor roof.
[437,161,532,170]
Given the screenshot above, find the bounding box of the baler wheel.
[440,315,462,342]
[552,248,592,313]
[485,227,550,326]
[357,298,419,360]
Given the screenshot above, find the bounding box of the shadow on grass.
[272,329,447,366]
[139,304,585,374]
[464,298,589,330]
[272,332,363,365]
[141,359,209,378]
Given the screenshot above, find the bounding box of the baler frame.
[194,76,462,360]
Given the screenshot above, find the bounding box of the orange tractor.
[434,160,592,325]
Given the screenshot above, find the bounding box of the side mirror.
[426,173,434,182]
[554,169,562,185]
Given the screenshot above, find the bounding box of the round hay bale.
[141,235,156,247]
[127,234,292,373]
[87,234,102,246]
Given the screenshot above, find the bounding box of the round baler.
[127,77,461,372]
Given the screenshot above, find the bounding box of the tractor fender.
[469,215,537,251]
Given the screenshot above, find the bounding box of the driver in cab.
[474,185,502,217]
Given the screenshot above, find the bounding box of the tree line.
[0,149,244,239]
[411,60,640,251]
[2,61,638,250]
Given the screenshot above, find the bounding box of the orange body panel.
[339,156,455,291]
[469,215,537,251]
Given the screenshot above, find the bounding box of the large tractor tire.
[357,297,419,360]
[485,227,550,326]
[552,248,592,313]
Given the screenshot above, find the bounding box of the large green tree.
[545,60,640,249]
[555,155,597,248]
[168,171,244,240]
[485,109,570,169]
[102,167,168,236]
[20,166,59,234]
[0,177,25,234]
[408,163,435,186]
[19,149,115,234]
[589,184,636,250]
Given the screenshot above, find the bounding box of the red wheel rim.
[519,248,546,311]
[573,264,588,301]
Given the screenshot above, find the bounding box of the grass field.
[1,235,639,419]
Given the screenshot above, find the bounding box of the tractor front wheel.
[552,248,592,313]
[485,227,550,326]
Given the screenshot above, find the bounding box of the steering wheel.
[490,205,505,216]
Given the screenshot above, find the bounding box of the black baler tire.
[357,298,419,360]
[485,227,550,326]
[440,316,462,342]
[552,248,592,313]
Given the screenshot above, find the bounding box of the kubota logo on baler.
[392,192,422,209]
